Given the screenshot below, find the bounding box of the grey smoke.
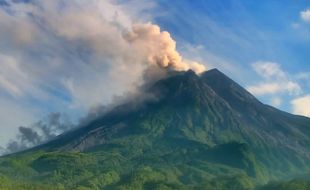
[37,112,73,139]
[4,112,74,154]
[18,126,41,145]
[6,141,27,153]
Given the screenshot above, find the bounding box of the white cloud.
[300,9,310,22]
[247,81,301,96]
[251,61,285,79]
[247,62,302,96]
[291,94,310,117]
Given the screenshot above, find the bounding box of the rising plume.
[124,23,206,73]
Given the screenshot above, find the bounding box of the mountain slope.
[0,69,309,189]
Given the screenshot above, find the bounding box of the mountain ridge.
[30,68,310,177]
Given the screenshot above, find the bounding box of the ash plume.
[123,23,206,74]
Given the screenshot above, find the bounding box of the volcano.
[0,69,309,190]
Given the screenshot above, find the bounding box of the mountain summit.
[1,69,309,189]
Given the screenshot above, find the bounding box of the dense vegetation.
[0,150,309,190]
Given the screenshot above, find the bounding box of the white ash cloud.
[123,23,206,73]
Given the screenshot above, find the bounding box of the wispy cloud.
[0,53,41,98]
[247,82,301,96]
[247,62,302,96]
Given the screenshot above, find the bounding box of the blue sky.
[0,0,309,148]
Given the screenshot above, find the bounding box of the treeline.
[1,169,309,190]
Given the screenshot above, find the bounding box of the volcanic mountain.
[0,69,309,190]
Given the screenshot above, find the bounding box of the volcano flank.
[1,69,309,190]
